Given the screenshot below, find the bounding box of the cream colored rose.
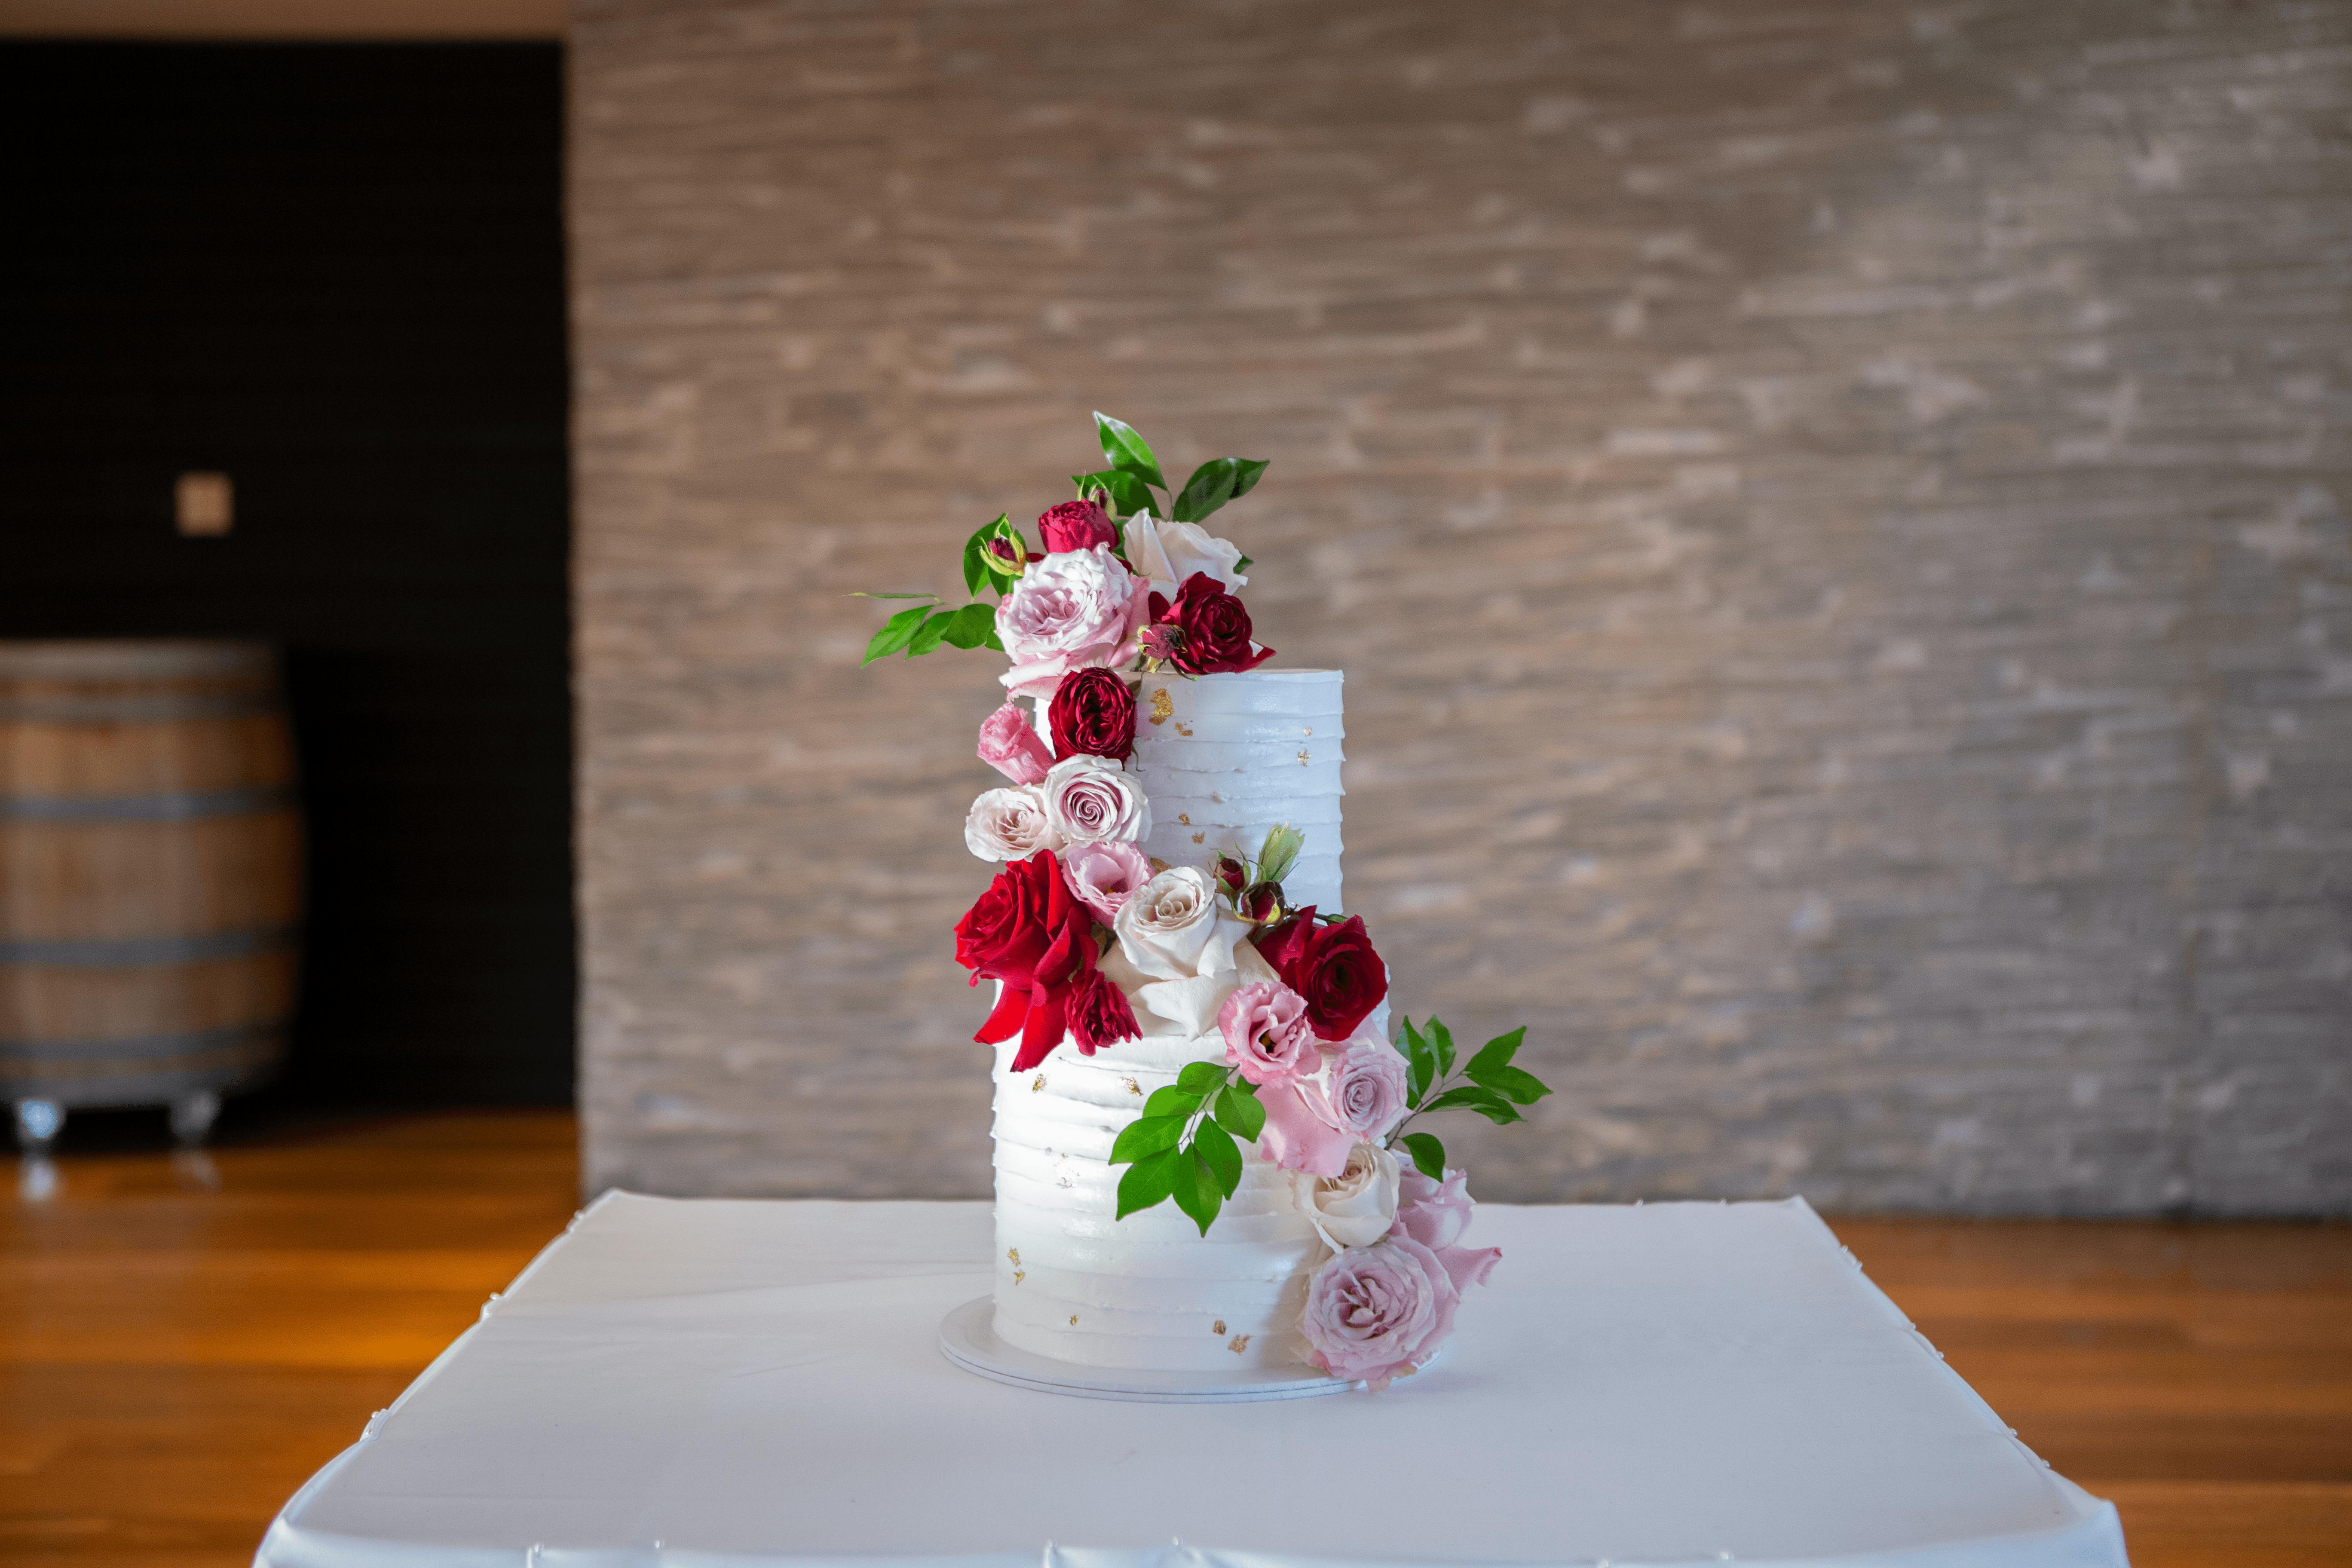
[963,786,1059,862]
[1124,514,1246,600]
[1293,1140,1402,1251]
[1114,867,1221,980]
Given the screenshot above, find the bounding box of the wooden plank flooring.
[1,1110,2345,1566]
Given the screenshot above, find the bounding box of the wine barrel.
[0,641,300,1118]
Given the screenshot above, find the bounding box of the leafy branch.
[1074,412,1267,530]
[1387,1020,1553,1180]
[1108,1060,1266,1236]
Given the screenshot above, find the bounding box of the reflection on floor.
[2,1111,2346,1567]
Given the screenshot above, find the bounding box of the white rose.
[1293,1141,1402,1251]
[964,786,1059,862]
[1124,514,1246,600]
[1041,754,1151,845]
[1115,867,1223,980]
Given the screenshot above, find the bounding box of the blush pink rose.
[1218,981,1317,1086]
[994,545,1149,700]
[1325,1036,1409,1141]
[1257,1077,1353,1177]
[1061,839,1153,924]
[1393,1165,1502,1294]
[1299,1234,1460,1390]
[976,701,1053,785]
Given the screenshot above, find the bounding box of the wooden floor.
[1,1112,2345,1567]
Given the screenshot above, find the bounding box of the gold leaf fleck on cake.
[1174,721,1192,736]
[1013,1270,1025,1285]
[1008,1248,1020,1266]
[1191,832,1204,844]
[1148,856,1170,873]
[1123,1078,1141,1096]
[1149,687,1174,726]
[1297,749,1311,765]
[1178,812,1190,825]
[1031,1075,1046,1093]
[1229,1334,1251,1354]
[1212,1320,1226,1335]
[1303,727,1312,736]
[1069,1314,1079,1326]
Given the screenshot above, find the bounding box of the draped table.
[257,1194,2128,1568]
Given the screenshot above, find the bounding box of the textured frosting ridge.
[990,668,1348,1371]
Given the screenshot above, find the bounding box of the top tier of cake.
[1127,668,1345,912]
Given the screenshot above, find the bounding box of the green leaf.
[1424,1084,1524,1125]
[1233,555,1253,573]
[1400,1132,1447,1181]
[905,608,959,657]
[1463,1027,1525,1080]
[1176,1060,1229,1096]
[1470,1063,1552,1106]
[1400,1017,1435,1108]
[1212,1081,1265,1143]
[1193,1118,1243,1199]
[1429,1017,1457,1081]
[1117,1147,1182,1219]
[937,602,998,650]
[1169,1147,1221,1236]
[963,537,990,598]
[983,627,1005,653]
[1072,469,1157,518]
[1143,1085,1200,1121]
[1170,457,1269,525]
[1093,412,1166,490]
[1110,1114,1185,1166]
[861,606,929,666]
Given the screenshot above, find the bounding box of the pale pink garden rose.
[1061,839,1153,924]
[1258,1034,1409,1176]
[1325,1035,1410,1142]
[1217,981,1317,1086]
[994,544,1149,700]
[1298,1234,1460,1390]
[1392,1165,1502,1294]
[963,786,1059,862]
[1293,1140,1402,1250]
[1041,754,1150,846]
[975,701,1053,786]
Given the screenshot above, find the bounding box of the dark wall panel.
[0,42,573,1104]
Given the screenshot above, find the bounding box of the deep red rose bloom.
[1253,906,1388,1041]
[1047,668,1138,762]
[1066,967,1141,1054]
[1037,499,1118,554]
[955,850,1097,1071]
[1147,572,1273,676]
[1214,854,1249,894]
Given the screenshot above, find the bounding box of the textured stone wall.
[571,0,2352,1213]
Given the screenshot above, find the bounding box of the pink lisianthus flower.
[1392,1165,1502,1294]
[1217,981,1317,1086]
[976,701,1053,785]
[1061,839,1153,924]
[994,545,1149,700]
[1257,1077,1353,1176]
[1298,1234,1460,1391]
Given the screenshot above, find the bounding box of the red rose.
[1047,668,1138,762]
[1037,499,1118,554]
[1066,968,1142,1054]
[1147,572,1273,676]
[1253,906,1387,1041]
[955,851,1097,1071]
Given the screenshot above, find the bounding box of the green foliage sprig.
[1389,1020,1553,1180]
[854,515,1026,666]
[1075,412,1268,528]
[1108,1060,1267,1236]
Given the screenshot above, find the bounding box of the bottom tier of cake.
[989,1033,1324,1371]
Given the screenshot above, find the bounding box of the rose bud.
[1241,881,1286,923]
[1255,823,1305,887]
[1215,855,1248,894]
[1037,499,1118,554]
[985,534,1026,570]
[1136,622,1184,664]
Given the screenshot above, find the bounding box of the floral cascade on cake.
[861,413,1551,1390]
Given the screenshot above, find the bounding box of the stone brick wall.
[570,0,2352,1213]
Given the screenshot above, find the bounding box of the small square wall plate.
[937,1296,1364,1403]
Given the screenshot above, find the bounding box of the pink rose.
[1061,839,1152,924]
[976,701,1053,786]
[1325,1035,1409,1141]
[994,545,1149,700]
[1041,755,1150,845]
[1393,1165,1502,1294]
[1299,1235,1460,1390]
[1258,1078,1353,1176]
[1037,499,1117,554]
[1218,981,1317,1086]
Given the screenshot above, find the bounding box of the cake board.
[937,1295,1365,1403]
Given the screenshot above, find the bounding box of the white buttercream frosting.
[992,668,1349,1370]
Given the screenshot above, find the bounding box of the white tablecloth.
[257,1195,2128,1568]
